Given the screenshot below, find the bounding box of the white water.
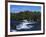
[11,20,37,32]
[16,20,37,30]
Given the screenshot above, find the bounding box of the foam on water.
[16,20,36,30]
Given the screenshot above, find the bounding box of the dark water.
[10,19,41,32]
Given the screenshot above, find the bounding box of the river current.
[10,20,41,32]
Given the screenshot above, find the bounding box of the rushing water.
[10,19,41,32]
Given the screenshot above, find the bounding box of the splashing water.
[16,20,36,30]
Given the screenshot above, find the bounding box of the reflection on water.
[10,20,41,32]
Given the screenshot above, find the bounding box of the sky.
[10,5,41,13]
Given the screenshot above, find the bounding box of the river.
[10,19,41,32]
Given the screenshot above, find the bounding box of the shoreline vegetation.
[10,11,41,22]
